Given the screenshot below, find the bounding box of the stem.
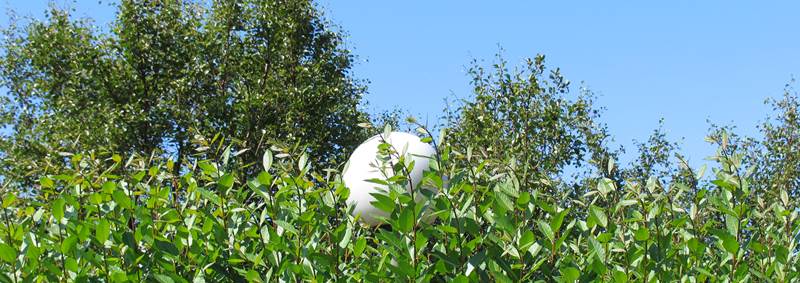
[638,197,649,276]
[94,202,110,282]
[57,218,67,282]
[416,125,467,265]
[2,207,18,283]
[288,174,304,266]
[379,133,418,280]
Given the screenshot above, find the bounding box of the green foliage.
[0,124,798,282]
[1,1,799,281]
[748,81,800,200]
[444,52,615,209]
[0,0,375,186]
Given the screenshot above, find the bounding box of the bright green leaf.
[0,243,15,263]
[589,205,608,227]
[398,207,414,233]
[634,227,650,241]
[96,219,111,243]
[52,198,65,220]
[61,235,78,254]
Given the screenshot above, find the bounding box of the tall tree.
[747,82,800,201]
[0,0,372,183]
[444,53,612,200]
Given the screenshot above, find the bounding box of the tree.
[745,81,800,204]
[444,53,613,201]
[0,0,372,185]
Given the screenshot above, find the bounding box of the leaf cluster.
[0,124,798,282]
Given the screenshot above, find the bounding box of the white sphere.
[343,132,436,226]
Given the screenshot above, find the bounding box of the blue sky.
[3,1,799,167]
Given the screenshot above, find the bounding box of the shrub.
[0,126,798,282]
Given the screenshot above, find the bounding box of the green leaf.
[275,220,298,235]
[298,152,308,171]
[612,270,628,283]
[111,271,128,282]
[550,209,569,233]
[560,266,580,282]
[155,240,180,256]
[634,227,650,241]
[354,237,367,256]
[218,173,234,189]
[498,179,519,198]
[65,257,78,273]
[2,194,16,208]
[516,191,531,206]
[222,146,231,167]
[112,190,132,209]
[61,235,78,254]
[687,238,706,255]
[383,124,392,140]
[519,230,535,250]
[0,243,15,263]
[40,177,54,189]
[339,225,352,249]
[694,267,716,280]
[257,172,273,186]
[495,192,514,212]
[398,207,414,233]
[589,205,608,227]
[32,208,44,222]
[725,214,739,237]
[263,150,273,172]
[775,245,789,264]
[52,198,65,220]
[198,161,218,176]
[197,188,222,206]
[89,193,103,205]
[596,178,615,197]
[96,219,111,243]
[260,225,271,244]
[718,232,739,255]
[712,179,736,192]
[154,274,175,283]
[538,220,554,242]
[696,164,707,180]
[101,181,116,193]
[589,236,606,267]
[369,193,395,213]
[453,275,469,283]
[617,199,638,208]
[245,270,263,283]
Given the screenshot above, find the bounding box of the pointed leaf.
[263,150,273,172]
[398,207,414,233]
[96,219,111,243]
[589,205,608,227]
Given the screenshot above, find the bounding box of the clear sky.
[3,1,799,167]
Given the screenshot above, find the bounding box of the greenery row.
[1,0,800,282]
[0,126,798,282]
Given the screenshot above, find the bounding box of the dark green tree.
[0,0,372,184]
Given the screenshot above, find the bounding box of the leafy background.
[1,0,799,282]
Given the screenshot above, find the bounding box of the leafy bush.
[1,2,799,282]
[0,125,798,282]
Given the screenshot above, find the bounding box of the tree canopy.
[0,0,373,185]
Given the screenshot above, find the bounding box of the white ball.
[343,132,436,226]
